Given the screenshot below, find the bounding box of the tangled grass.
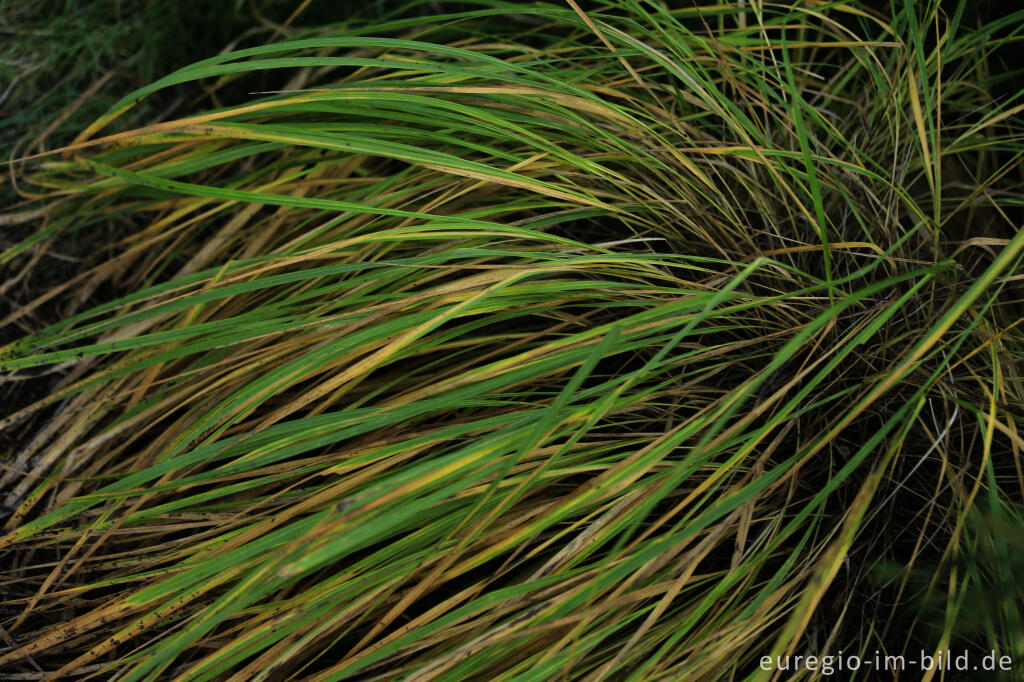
[1,1,1023,679]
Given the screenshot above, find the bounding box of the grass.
[1,0,1023,679]
[0,1,420,152]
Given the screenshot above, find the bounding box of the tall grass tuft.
[2,1,1023,679]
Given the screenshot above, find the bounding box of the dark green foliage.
[1,1,1022,679]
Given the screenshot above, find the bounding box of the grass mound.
[2,1,1023,679]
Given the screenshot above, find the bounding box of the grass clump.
[1,1,1023,679]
